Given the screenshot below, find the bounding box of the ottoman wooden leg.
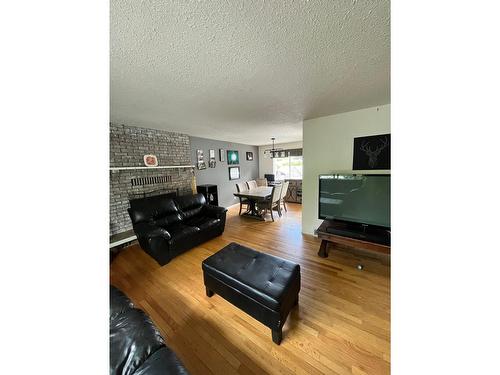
[206,287,214,297]
[272,328,282,345]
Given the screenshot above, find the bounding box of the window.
[273,154,303,180]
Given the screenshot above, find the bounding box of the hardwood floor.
[110,203,390,375]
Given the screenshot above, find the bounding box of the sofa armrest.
[134,347,190,375]
[203,205,228,219]
[133,222,172,241]
[132,222,173,266]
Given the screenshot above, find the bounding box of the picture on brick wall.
[353,134,390,170]
[196,149,206,170]
[209,149,216,168]
[246,152,253,161]
[219,149,225,162]
[143,154,158,167]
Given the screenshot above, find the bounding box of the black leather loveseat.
[128,193,227,266]
[110,285,189,375]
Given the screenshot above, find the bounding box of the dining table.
[233,186,273,221]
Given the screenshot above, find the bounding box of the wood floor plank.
[110,203,390,375]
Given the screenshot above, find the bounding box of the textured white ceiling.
[111,0,390,146]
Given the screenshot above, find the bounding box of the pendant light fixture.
[264,137,286,158]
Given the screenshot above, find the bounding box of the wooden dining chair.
[246,180,258,190]
[279,181,290,213]
[260,184,282,221]
[236,182,249,215]
[256,178,268,187]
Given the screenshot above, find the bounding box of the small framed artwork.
[246,152,253,161]
[196,149,206,170]
[143,154,158,167]
[209,149,216,168]
[228,166,240,180]
[219,149,225,162]
[227,150,239,165]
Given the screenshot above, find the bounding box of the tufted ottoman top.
[202,242,300,310]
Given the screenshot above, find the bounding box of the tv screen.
[319,174,390,228]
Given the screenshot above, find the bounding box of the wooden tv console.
[316,220,390,258]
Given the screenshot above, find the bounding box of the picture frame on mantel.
[143,154,158,167]
[219,149,225,162]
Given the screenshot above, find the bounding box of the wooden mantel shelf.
[110,165,194,171]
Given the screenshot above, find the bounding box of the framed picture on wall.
[227,150,239,165]
[196,149,206,170]
[209,149,216,168]
[228,166,240,180]
[219,149,225,162]
[353,134,391,170]
[246,152,253,161]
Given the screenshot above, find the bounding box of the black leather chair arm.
[203,205,227,219]
[133,222,172,241]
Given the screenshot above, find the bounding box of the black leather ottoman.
[202,242,301,344]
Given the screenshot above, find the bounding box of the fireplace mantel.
[110,165,194,171]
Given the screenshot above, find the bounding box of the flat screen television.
[318,174,390,229]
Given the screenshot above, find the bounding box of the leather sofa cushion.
[110,308,165,375]
[167,224,200,245]
[110,286,135,321]
[202,205,228,219]
[154,213,183,228]
[133,347,190,375]
[184,216,221,231]
[202,243,300,311]
[129,194,179,224]
[174,194,206,220]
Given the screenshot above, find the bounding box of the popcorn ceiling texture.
[110,0,390,145]
[109,124,193,235]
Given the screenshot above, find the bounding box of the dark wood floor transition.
[110,203,390,375]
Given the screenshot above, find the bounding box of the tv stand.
[316,220,390,258]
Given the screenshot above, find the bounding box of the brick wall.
[110,123,194,235]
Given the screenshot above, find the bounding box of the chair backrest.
[280,181,289,200]
[256,178,268,187]
[236,182,247,192]
[264,174,275,182]
[271,184,282,203]
[247,180,258,190]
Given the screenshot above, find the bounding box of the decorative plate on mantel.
[143,154,158,167]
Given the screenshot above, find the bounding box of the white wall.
[302,105,390,235]
[258,141,303,178]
